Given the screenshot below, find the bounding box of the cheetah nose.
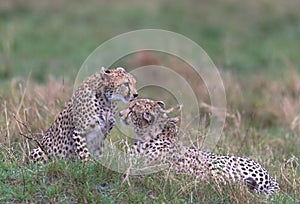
[133,93,138,98]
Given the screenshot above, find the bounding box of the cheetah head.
[119,98,180,134]
[102,67,138,103]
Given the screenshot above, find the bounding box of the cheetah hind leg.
[244,177,258,192]
[30,147,48,163]
[72,130,90,162]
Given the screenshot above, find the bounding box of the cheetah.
[119,98,280,194]
[30,67,138,162]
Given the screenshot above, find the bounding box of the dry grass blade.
[13,114,46,157]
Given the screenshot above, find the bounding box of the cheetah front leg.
[103,114,115,138]
[72,130,90,162]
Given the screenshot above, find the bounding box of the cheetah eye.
[128,110,133,116]
[143,112,154,123]
[119,82,130,90]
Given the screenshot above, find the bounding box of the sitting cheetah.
[30,67,138,162]
[119,99,280,194]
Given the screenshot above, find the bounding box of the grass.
[0,0,300,203]
[0,74,299,203]
[0,154,298,203]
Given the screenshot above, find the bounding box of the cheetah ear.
[101,67,111,74]
[143,112,154,124]
[116,67,125,72]
[157,101,165,109]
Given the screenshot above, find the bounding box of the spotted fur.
[119,98,280,194]
[30,67,138,162]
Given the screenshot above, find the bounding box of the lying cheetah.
[119,99,280,194]
[30,67,138,162]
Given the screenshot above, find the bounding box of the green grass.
[0,0,300,203]
[0,155,298,203]
[0,79,299,203]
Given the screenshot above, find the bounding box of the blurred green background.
[1,0,300,82]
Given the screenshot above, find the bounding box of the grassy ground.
[0,0,300,203]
